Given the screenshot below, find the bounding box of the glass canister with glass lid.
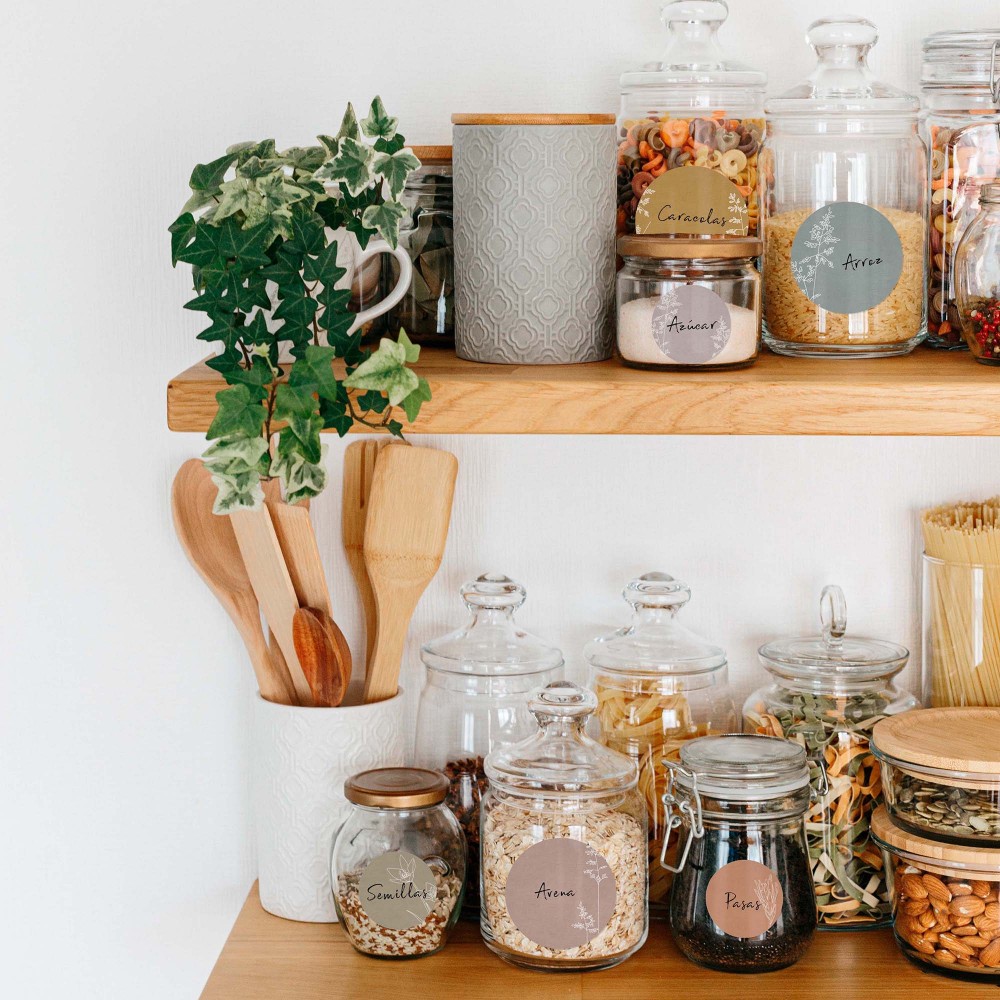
[585,572,737,917]
[744,585,917,930]
[480,682,648,971]
[664,734,817,972]
[617,1,766,238]
[956,183,1000,363]
[414,574,563,919]
[921,30,1000,349]
[762,17,928,357]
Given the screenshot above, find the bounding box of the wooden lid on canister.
[871,805,1000,872]
[409,145,452,163]
[871,708,1000,774]
[451,113,615,126]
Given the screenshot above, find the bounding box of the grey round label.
[358,851,438,930]
[652,285,732,363]
[789,201,903,314]
[504,838,616,950]
[705,859,783,938]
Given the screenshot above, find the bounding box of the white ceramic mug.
[330,227,412,334]
[251,683,407,922]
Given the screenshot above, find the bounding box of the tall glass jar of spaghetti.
[585,572,736,918]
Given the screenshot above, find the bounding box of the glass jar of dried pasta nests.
[585,572,737,918]
[761,17,928,356]
[617,1,765,238]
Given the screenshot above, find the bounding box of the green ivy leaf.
[397,328,421,364]
[361,96,398,141]
[343,336,419,406]
[373,134,407,156]
[315,137,374,197]
[361,200,407,249]
[216,218,274,268]
[263,247,307,294]
[289,345,341,401]
[169,212,199,266]
[206,384,265,440]
[319,394,353,436]
[337,104,361,143]
[191,152,238,192]
[355,389,389,414]
[272,289,318,328]
[283,206,326,256]
[302,242,346,287]
[387,420,404,439]
[400,376,432,423]
[373,148,420,199]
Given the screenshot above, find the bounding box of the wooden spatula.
[171,460,298,705]
[292,607,351,707]
[362,444,458,703]
[229,504,314,706]
[342,439,388,668]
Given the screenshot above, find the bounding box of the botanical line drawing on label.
[358,850,440,931]
[705,859,784,938]
[504,838,617,950]
[789,201,903,314]
[636,168,749,237]
[652,285,732,364]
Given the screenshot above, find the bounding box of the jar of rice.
[761,17,928,357]
[480,682,648,971]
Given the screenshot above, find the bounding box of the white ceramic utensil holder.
[252,684,407,922]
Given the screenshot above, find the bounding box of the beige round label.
[358,851,438,930]
[635,167,749,237]
[504,838,616,950]
[705,860,783,938]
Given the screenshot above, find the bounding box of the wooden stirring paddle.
[292,607,351,708]
[362,444,458,704]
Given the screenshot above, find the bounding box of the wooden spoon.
[292,607,351,707]
[171,460,298,705]
[342,439,388,668]
[362,444,458,703]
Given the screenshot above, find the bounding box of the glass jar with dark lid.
[663,733,816,971]
[331,767,466,958]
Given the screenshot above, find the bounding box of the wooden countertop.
[199,884,1000,998]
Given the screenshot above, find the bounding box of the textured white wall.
[4,1,1000,997]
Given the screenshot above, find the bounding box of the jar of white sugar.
[616,236,761,369]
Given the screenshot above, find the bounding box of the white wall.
[4,1,1000,997]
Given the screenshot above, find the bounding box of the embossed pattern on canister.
[453,114,616,364]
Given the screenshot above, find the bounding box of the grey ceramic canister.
[452,115,617,364]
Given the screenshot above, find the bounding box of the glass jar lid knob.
[461,573,526,611]
[820,584,848,652]
[806,17,877,97]
[625,571,691,610]
[529,681,597,722]
[660,0,728,70]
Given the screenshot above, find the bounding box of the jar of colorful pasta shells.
[921,31,1000,349]
[585,572,737,918]
[617,0,765,238]
[745,585,916,930]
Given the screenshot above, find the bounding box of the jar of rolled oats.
[480,681,648,971]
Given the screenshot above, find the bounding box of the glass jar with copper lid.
[331,767,466,958]
[616,236,761,369]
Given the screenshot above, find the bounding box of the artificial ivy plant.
[170,97,429,513]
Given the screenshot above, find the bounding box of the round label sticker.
[636,167,749,237]
[789,201,903,314]
[504,838,617,950]
[652,285,732,364]
[706,859,783,938]
[358,851,439,931]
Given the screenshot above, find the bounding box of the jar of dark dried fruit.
[414,574,563,919]
[664,734,817,972]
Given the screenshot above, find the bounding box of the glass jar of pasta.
[744,585,917,930]
[585,572,737,918]
[762,17,928,356]
[617,0,766,238]
[921,31,1000,349]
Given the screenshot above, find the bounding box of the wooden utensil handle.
[362,595,414,703]
[235,619,298,705]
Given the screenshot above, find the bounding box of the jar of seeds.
[481,682,648,971]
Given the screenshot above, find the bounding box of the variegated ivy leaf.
[361,96,398,141]
[315,137,375,197]
[202,434,270,513]
[271,444,328,505]
[343,334,419,406]
[214,172,310,240]
[361,199,407,249]
[210,469,265,513]
[337,103,361,142]
[374,148,421,199]
[317,134,339,157]
[281,146,327,173]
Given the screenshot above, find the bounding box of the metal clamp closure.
[659,759,704,874]
[992,40,1000,106]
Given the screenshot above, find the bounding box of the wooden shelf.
[200,884,998,999]
[168,348,1000,437]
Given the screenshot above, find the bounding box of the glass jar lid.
[872,805,1000,874]
[345,767,449,809]
[485,682,638,796]
[922,31,1000,101]
[420,573,564,677]
[673,733,810,799]
[619,1,766,95]
[758,584,909,683]
[617,235,762,259]
[766,17,920,118]
[584,572,727,676]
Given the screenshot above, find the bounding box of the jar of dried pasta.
[480,682,648,970]
[585,572,736,918]
[762,17,928,356]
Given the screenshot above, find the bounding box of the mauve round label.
[652,285,732,363]
[790,201,903,314]
[358,851,439,930]
[504,838,616,950]
[706,859,783,938]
